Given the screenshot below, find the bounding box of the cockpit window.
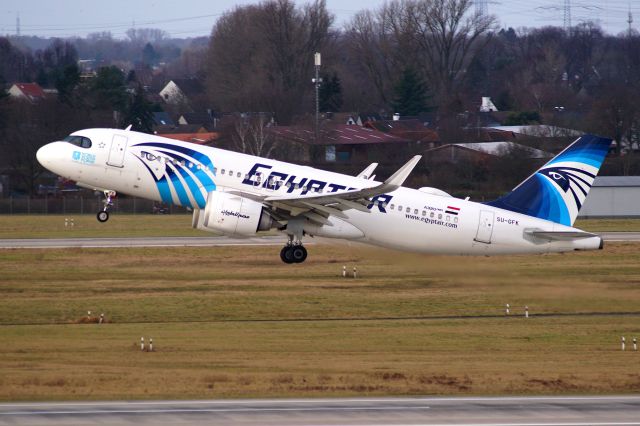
[64,135,92,149]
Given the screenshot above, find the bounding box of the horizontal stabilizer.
[524,229,599,241]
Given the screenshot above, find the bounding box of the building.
[8,83,46,103]
[178,111,219,130]
[159,78,205,107]
[424,141,551,164]
[579,176,640,218]
[365,118,439,146]
[269,123,413,165]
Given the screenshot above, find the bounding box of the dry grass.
[1,240,640,400]
[0,214,207,239]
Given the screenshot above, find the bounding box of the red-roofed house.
[9,83,47,103]
[156,132,220,145]
[269,124,416,165]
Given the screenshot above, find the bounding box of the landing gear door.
[107,134,128,168]
[474,210,495,244]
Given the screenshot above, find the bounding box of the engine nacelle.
[197,191,274,236]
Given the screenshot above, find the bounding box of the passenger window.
[406,207,410,213]
[237,172,241,178]
[213,167,217,174]
[454,217,458,223]
[221,169,225,174]
[430,212,434,218]
[422,211,426,216]
[438,214,442,219]
[446,215,450,221]
[229,170,233,176]
[414,209,418,214]
[398,205,402,211]
[390,204,395,210]
[286,182,292,188]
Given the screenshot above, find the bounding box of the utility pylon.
[475,0,488,17]
[563,0,571,33]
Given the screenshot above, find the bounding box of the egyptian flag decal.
[446,206,460,215]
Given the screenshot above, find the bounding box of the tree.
[120,84,154,133]
[55,64,80,104]
[142,43,160,66]
[346,0,496,112]
[222,113,277,158]
[205,0,334,123]
[319,72,343,112]
[90,66,127,111]
[392,67,428,116]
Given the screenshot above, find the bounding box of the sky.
[0,0,638,39]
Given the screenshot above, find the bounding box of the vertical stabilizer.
[487,134,612,226]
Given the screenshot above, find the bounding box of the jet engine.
[193,191,274,236]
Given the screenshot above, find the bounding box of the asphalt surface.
[599,232,640,242]
[0,235,288,249]
[0,232,638,249]
[0,396,639,425]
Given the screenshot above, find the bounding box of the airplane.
[36,128,612,263]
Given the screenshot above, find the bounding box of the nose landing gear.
[96,190,116,223]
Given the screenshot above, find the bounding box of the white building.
[579,176,640,218]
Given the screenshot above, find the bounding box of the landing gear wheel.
[292,246,307,263]
[97,211,109,223]
[280,246,293,264]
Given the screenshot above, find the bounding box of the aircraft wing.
[260,155,422,224]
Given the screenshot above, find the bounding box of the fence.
[0,197,191,215]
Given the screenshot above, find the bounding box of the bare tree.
[205,0,333,123]
[346,0,496,111]
[408,0,497,106]
[224,113,278,158]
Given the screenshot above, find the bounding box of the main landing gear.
[280,226,307,263]
[96,190,116,223]
[280,218,308,264]
[280,236,308,264]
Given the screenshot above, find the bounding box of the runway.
[0,235,288,249]
[599,232,640,242]
[0,232,638,249]
[0,396,639,425]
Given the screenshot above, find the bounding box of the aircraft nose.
[36,143,56,167]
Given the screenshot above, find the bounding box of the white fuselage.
[37,129,603,255]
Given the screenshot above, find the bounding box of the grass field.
[0,214,638,239]
[1,222,640,400]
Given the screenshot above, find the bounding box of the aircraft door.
[107,134,128,167]
[474,210,494,244]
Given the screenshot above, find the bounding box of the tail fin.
[487,134,612,226]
